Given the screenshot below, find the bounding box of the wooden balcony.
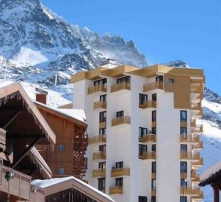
[180,152,200,161]
[112,116,130,127]
[99,122,106,129]
[180,187,202,196]
[139,134,156,143]
[0,128,6,152]
[191,104,201,111]
[192,125,203,133]
[192,141,203,150]
[191,120,196,127]
[151,189,156,196]
[111,168,130,177]
[140,152,156,160]
[88,135,106,145]
[109,186,123,195]
[140,100,157,109]
[30,185,45,202]
[92,169,106,178]
[180,135,200,144]
[143,82,163,92]
[190,87,202,94]
[94,101,107,110]
[93,151,106,161]
[111,82,130,93]
[0,166,32,200]
[192,193,204,201]
[88,84,107,95]
[192,158,203,169]
[151,173,156,179]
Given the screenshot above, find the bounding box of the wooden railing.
[109,186,123,194]
[192,158,203,169]
[88,84,107,95]
[94,101,107,109]
[180,135,200,143]
[180,152,200,161]
[192,142,203,150]
[112,116,130,126]
[93,151,106,160]
[111,82,130,93]
[111,168,130,177]
[143,82,163,92]
[192,125,203,133]
[190,87,202,94]
[140,100,157,109]
[92,169,106,177]
[180,187,202,195]
[88,135,106,145]
[30,185,45,202]
[139,134,156,143]
[140,152,156,160]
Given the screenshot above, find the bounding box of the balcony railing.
[190,87,202,94]
[111,82,130,93]
[143,82,163,92]
[88,84,107,95]
[94,101,107,110]
[192,125,203,133]
[111,168,130,177]
[0,166,32,200]
[191,120,196,127]
[88,135,106,145]
[192,158,203,169]
[180,187,202,196]
[192,142,203,150]
[139,134,156,143]
[92,169,106,177]
[30,185,45,202]
[93,151,106,160]
[191,104,201,111]
[0,128,6,152]
[112,116,130,127]
[151,190,156,196]
[180,135,200,144]
[192,193,204,200]
[139,152,156,160]
[180,152,200,161]
[99,122,106,129]
[140,100,157,109]
[109,186,123,195]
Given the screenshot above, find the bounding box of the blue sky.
[41,0,221,95]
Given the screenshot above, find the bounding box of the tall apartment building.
[71,64,205,202]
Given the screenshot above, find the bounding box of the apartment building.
[71,64,205,202]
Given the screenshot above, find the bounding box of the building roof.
[199,160,221,186]
[32,176,115,202]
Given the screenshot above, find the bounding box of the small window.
[180,110,187,122]
[115,177,123,186]
[180,127,187,135]
[94,78,107,86]
[116,161,123,169]
[152,93,157,101]
[180,162,187,173]
[152,127,156,135]
[139,94,148,108]
[59,144,65,152]
[180,144,187,152]
[58,167,64,175]
[152,161,156,173]
[156,75,163,82]
[180,196,187,202]
[99,145,106,152]
[98,178,105,191]
[152,110,156,122]
[138,196,147,202]
[168,78,174,83]
[139,127,148,138]
[99,128,106,135]
[181,178,187,187]
[151,179,156,190]
[116,110,124,118]
[117,76,130,84]
[151,196,156,202]
[99,111,106,123]
[139,144,147,157]
[99,162,106,169]
[152,144,156,152]
[100,94,107,102]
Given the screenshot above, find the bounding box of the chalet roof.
[29,147,52,179]
[32,176,115,202]
[35,101,87,125]
[0,82,56,144]
[199,160,221,186]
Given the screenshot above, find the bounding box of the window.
[58,167,64,175]
[156,75,163,82]
[99,128,106,135]
[152,110,156,122]
[152,93,157,101]
[139,144,147,156]
[180,127,187,135]
[99,111,106,123]
[116,161,123,169]
[99,145,106,152]
[73,142,80,150]
[168,78,174,83]
[151,196,156,202]
[117,76,130,84]
[180,162,187,173]
[138,196,147,202]
[151,179,156,190]
[152,161,156,173]
[180,144,187,152]
[152,127,156,135]
[152,144,156,152]
[180,110,187,122]
[180,196,187,202]
[59,144,65,152]
[94,78,107,86]
[139,94,148,107]
[116,110,124,118]
[98,178,105,191]
[100,94,107,102]
[181,178,187,187]
[139,127,148,138]
[99,162,106,169]
[115,177,123,186]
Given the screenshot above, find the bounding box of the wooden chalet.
[199,161,221,202]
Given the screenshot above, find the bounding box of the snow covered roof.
[32,176,115,202]
[0,80,14,88]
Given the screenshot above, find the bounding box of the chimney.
[35,88,48,104]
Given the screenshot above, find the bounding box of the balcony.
[180,152,200,161]
[111,168,130,177]
[180,135,200,144]
[88,135,106,145]
[192,193,204,201]
[111,82,130,93]
[151,173,156,179]
[139,152,156,160]
[139,134,156,143]
[0,128,6,152]
[192,125,203,133]
[143,82,163,92]
[192,158,203,169]
[180,187,202,196]
[0,166,32,201]
[190,87,202,94]
[112,116,130,127]
[192,141,203,150]
[92,169,106,178]
[140,100,157,109]
[88,84,107,95]
[93,151,106,161]
[30,185,45,202]
[191,120,196,127]
[94,101,107,110]
[191,104,201,111]
[151,190,156,196]
[99,122,106,129]
[109,186,123,195]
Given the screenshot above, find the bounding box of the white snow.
[0,80,14,88]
